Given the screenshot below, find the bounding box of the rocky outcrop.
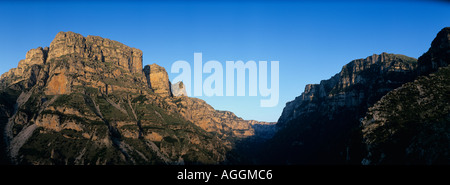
[48,31,143,74]
[25,47,48,66]
[176,97,255,138]
[1,31,147,95]
[171,81,187,97]
[144,64,172,97]
[34,113,82,132]
[45,72,71,95]
[0,47,49,90]
[417,27,450,76]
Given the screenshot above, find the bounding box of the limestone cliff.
[266,52,418,164]
[278,52,417,128]
[48,31,143,74]
[361,27,450,165]
[144,64,172,97]
[0,31,259,165]
[417,27,450,76]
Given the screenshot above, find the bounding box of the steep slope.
[361,27,450,165]
[417,27,450,76]
[0,31,256,165]
[265,52,418,164]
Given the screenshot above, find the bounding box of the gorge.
[1,27,449,165]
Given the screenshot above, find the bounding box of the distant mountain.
[0,31,262,165]
[361,27,450,164]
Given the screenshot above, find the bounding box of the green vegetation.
[0,88,21,112]
[0,32,232,165]
[163,136,178,143]
[363,66,450,164]
[121,138,164,165]
[19,127,128,165]
[94,95,130,121]
[51,93,95,116]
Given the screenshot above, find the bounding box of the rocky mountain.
[256,27,450,165]
[417,27,450,76]
[0,31,258,165]
[361,27,450,164]
[262,52,418,164]
[277,53,418,127]
[3,28,448,165]
[144,64,172,97]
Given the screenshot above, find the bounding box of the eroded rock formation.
[0,31,261,165]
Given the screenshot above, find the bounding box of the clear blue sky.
[1,0,449,122]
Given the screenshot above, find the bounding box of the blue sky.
[0,0,449,122]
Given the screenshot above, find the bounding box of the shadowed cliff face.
[361,27,450,165]
[278,53,417,129]
[0,31,261,165]
[417,27,450,76]
[259,27,450,165]
[265,52,418,164]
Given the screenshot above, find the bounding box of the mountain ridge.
[256,27,450,165]
[0,31,262,164]
[360,27,450,164]
[260,52,419,164]
[277,52,417,128]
